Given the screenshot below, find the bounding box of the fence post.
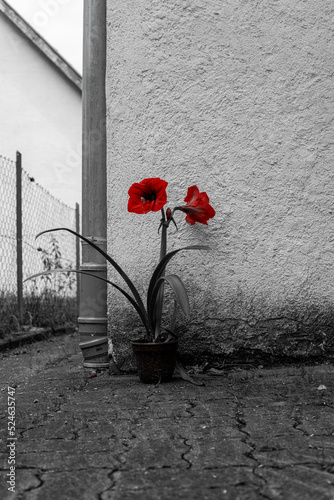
[16,151,23,324]
[75,202,80,314]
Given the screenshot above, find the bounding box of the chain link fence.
[0,156,16,293]
[0,153,80,334]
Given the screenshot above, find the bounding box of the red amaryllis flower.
[128,178,168,214]
[176,185,215,225]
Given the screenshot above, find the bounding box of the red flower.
[177,185,215,225]
[128,178,168,214]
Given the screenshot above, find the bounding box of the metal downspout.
[79,0,108,368]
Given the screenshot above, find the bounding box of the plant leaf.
[153,285,164,339]
[163,328,178,342]
[36,228,146,318]
[160,300,178,342]
[149,274,190,333]
[23,268,151,335]
[147,245,209,320]
[175,359,205,386]
[170,299,178,333]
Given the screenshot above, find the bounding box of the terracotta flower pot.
[132,339,178,384]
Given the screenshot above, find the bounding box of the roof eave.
[0,0,82,92]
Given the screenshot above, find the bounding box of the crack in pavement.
[177,399,199,470]
[235,403,272,500]
[2,333,334,498]
[184,399,197,418]
[179,435,193,469]
[292,404,310,437]
[17,471,44,498]
[98,469,120,500]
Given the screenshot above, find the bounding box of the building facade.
[105,1,334,367]
[0,0,82,207]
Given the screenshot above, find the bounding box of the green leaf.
[36,228,146,318]
[24,268,151,335]
[147,245,209,320]
[149,274,190,333]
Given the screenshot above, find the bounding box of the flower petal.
[184,185,200,205]
[177,185,215,225]
[128,178,168,214]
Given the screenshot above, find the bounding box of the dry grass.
[0,291,77,339]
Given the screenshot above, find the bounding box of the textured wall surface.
[106,0,334,368]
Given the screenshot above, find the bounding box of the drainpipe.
[79,0,108,368]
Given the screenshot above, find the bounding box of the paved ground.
[0,331,334,499]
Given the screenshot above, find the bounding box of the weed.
[0,237,77,339]
[0,291,77,339]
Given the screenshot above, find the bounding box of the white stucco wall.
[106,0,334,367]
[0,13,82,207]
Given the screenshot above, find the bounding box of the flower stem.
[154,209,167,340]
[160,209,167,261]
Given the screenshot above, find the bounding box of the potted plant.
[25,178,215,384]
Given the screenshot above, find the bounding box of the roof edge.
[0,0,82,92]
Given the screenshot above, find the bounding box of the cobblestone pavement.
[0,331,334,499]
